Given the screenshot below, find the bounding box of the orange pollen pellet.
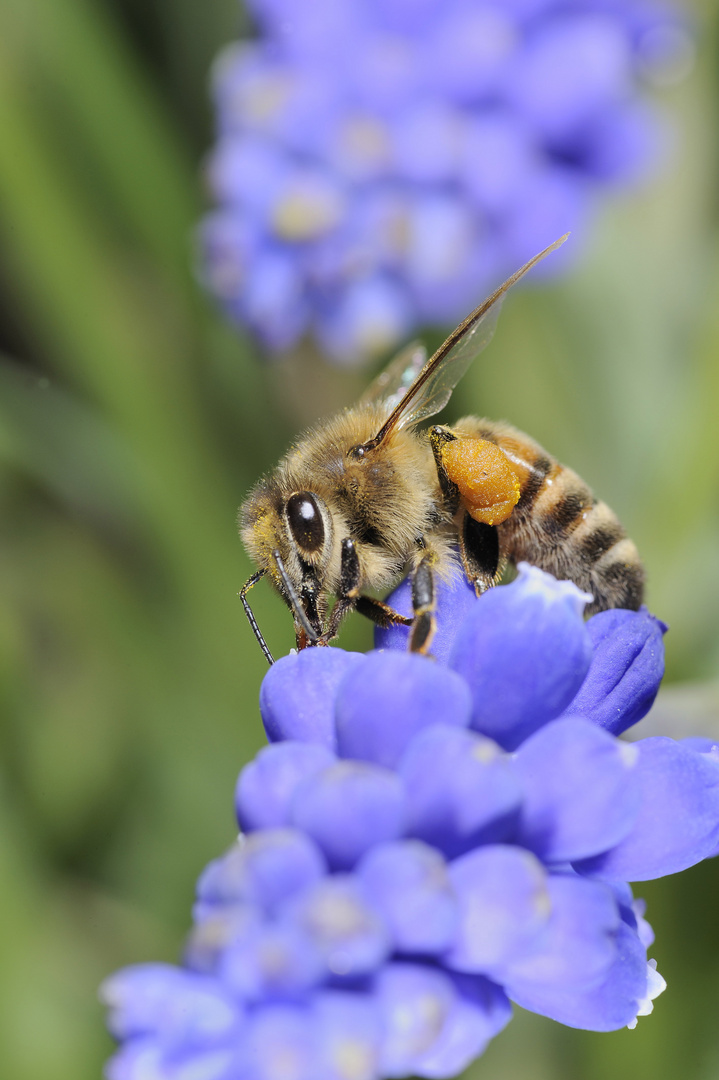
[441,438,521,526]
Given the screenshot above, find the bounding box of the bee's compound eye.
[286,492,325,553]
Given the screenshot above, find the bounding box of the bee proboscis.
[240,235,644,664]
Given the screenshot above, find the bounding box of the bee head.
[240,482,338,647]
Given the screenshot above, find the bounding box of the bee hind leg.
[459,512,505,597]
[429,426,461,514]
[430,425,506,596]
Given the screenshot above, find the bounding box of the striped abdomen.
[452,417,645,614]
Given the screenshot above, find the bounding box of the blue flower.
[200,0,683,363]
[103,564,719,1079]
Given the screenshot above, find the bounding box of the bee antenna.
[272,550,320,645]
[239,569,275,666]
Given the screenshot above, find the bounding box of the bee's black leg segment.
[239,569,275,666]
[355,595,413,629]
[409,552,437,655]
[321,537,362,642]
[459,511,503,597]
[429,426,461,514]
[339,536,361,598]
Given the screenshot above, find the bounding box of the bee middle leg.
[355,596,413,630]
[409,548,437,655]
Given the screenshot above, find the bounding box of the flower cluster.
[200,0,682,363]
[103,564,719,1080]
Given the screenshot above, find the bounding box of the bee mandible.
[240,235,644,664]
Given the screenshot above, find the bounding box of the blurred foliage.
[0,1,718,1078]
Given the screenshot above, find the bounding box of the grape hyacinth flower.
[201,0,684,363]
[103,564,719,1080]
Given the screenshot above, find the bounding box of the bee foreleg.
[239,569,275,666]
[355,596,413,629]
[321,537,362,642]
[458,512,505,597]
[409,549,437,655]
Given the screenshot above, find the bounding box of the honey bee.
[240,235,644,664]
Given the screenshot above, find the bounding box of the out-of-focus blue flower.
[103,564,719,1079]
[200,0,684,363]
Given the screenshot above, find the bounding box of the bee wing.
[358,340,428,415]
[391,300,504,430]
[367,234,569,448]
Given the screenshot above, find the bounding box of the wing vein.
[363,233,569,451]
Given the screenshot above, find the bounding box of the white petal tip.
[515,562,593,615]
[627,961,667,1028]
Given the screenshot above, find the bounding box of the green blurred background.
[0,0,718,1077]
